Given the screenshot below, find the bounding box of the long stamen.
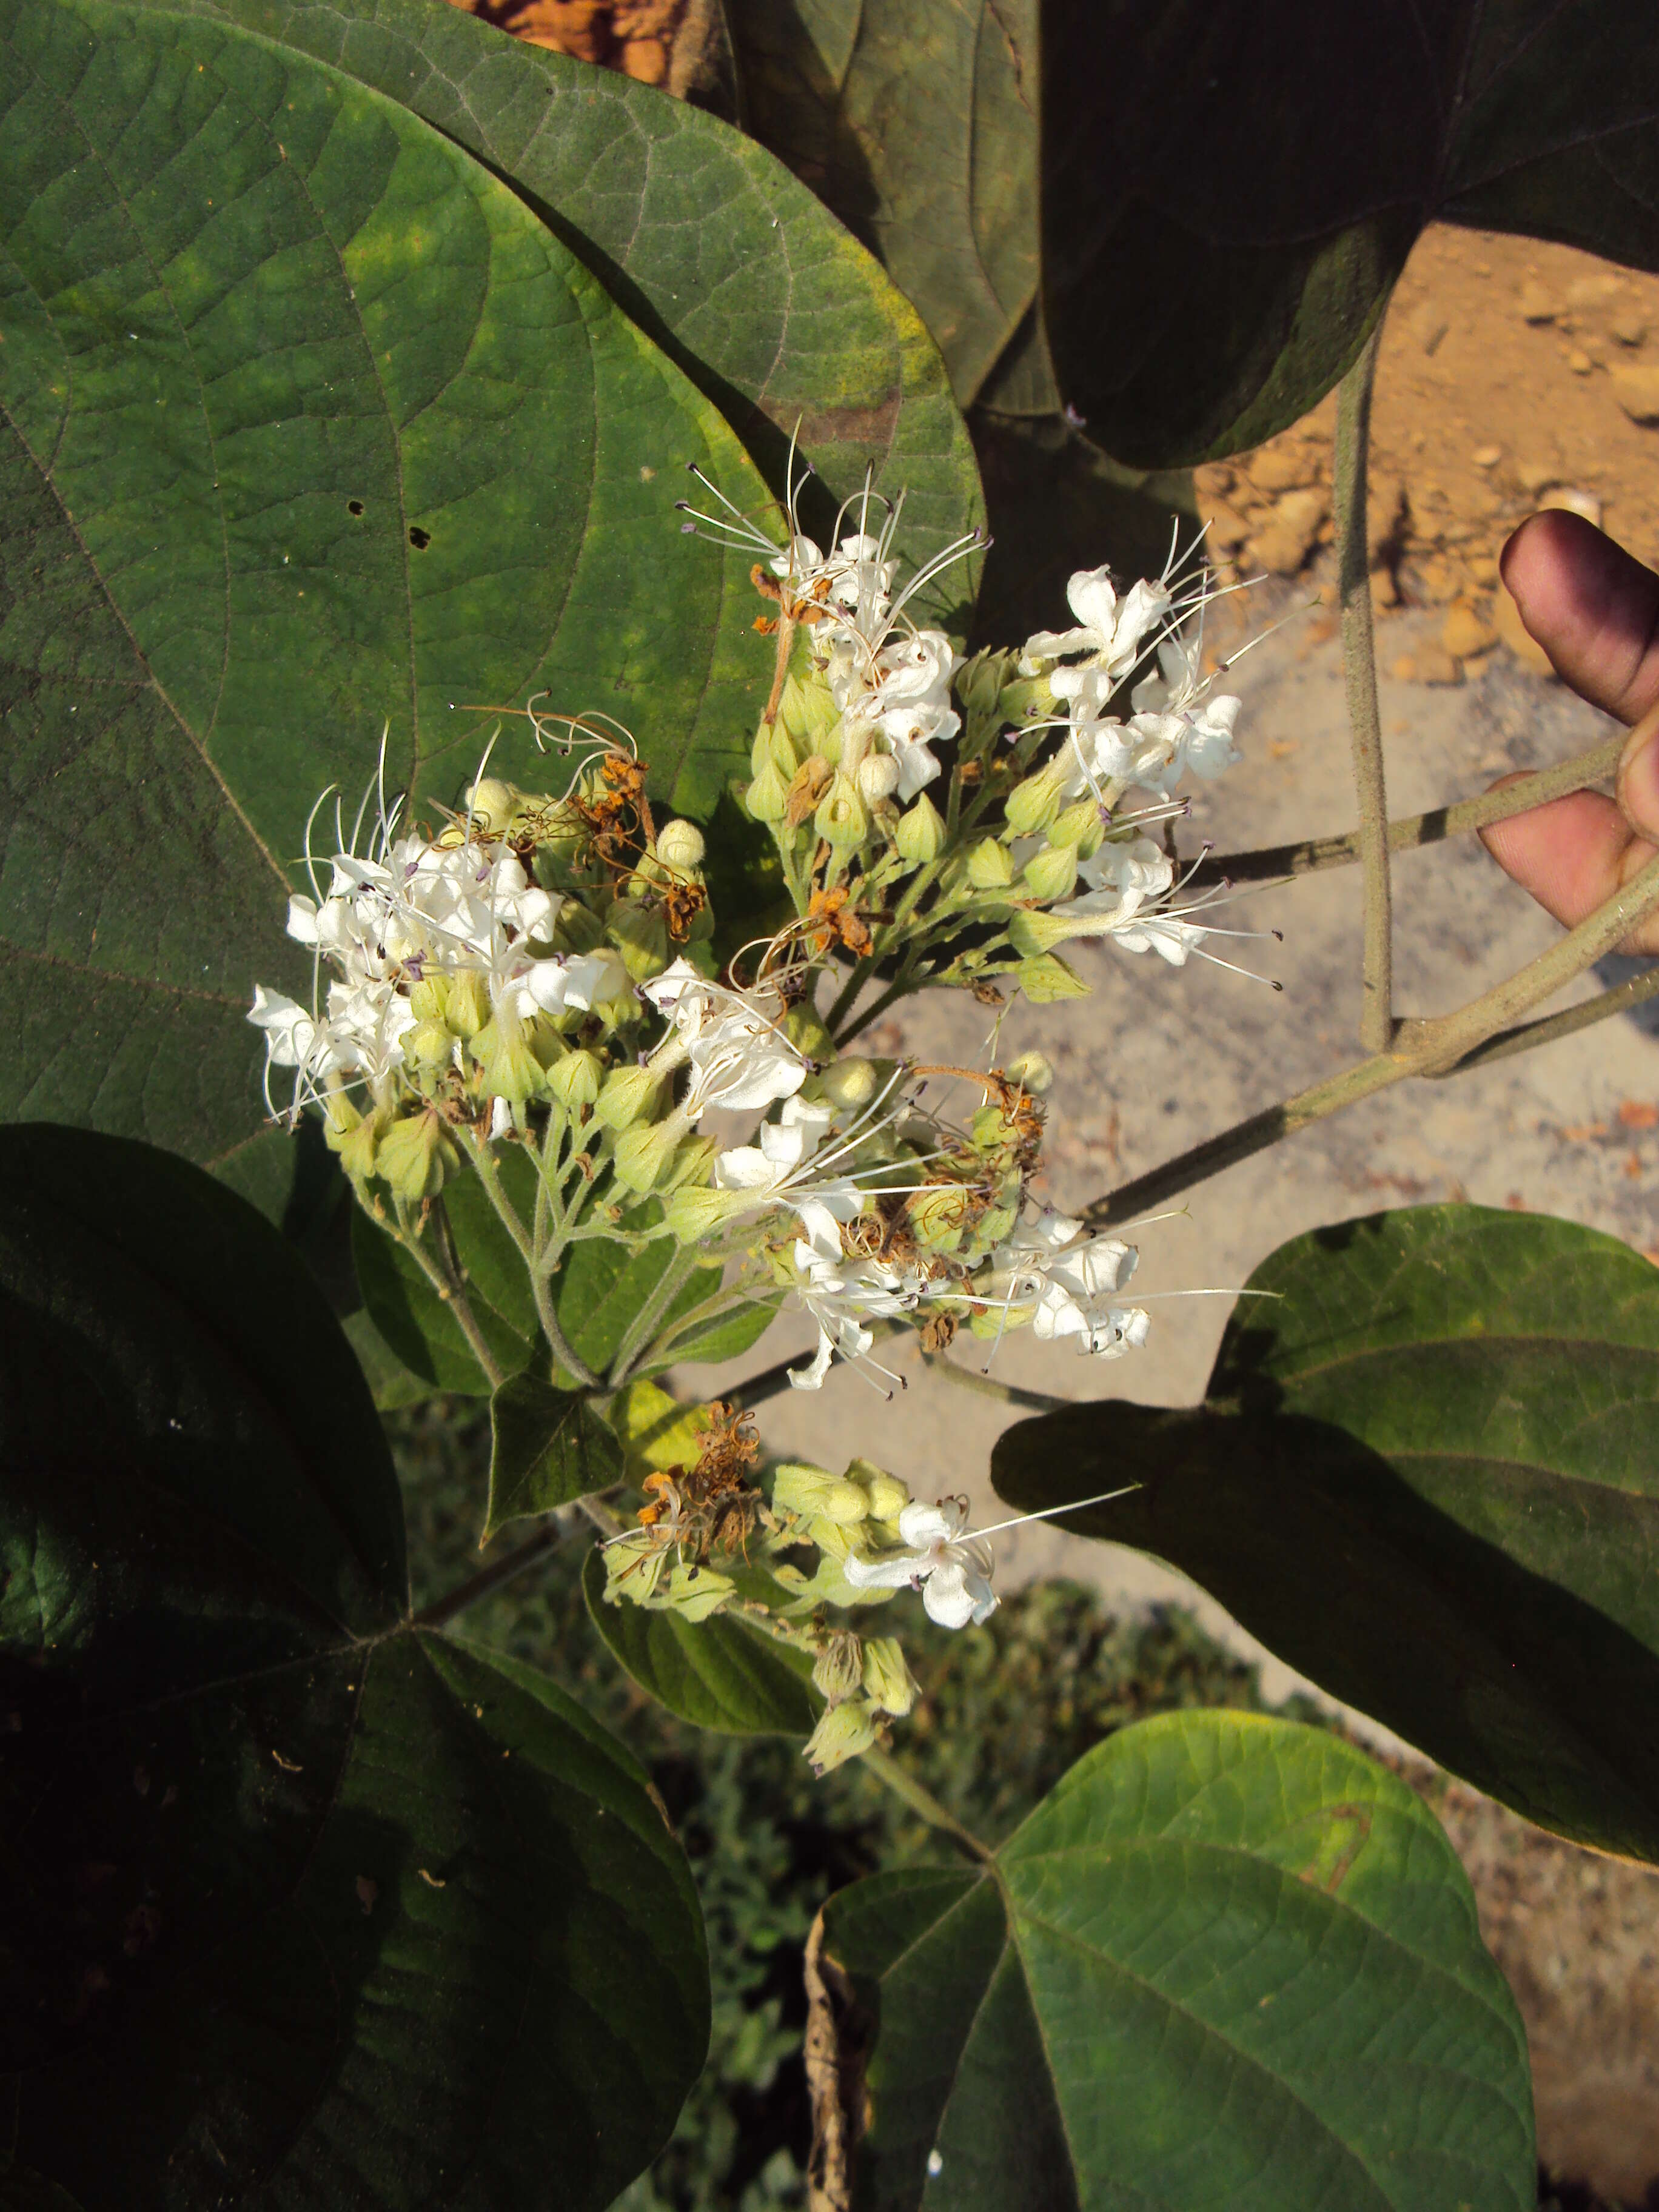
[968,1484,1141,1541]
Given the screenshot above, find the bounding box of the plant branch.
[919,1350,1071,1413]
[390,1195,508,1390]
[1428,960,1659,1076]
[1083,848,1659,1226]
[531,1263,603,1391]
[1193,731,1627,886]
[411,1522,560,1629]
[1334,324,1393,1050]
[608,1241,703,1386]
[858,1745,993,1866]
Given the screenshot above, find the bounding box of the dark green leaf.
[0,0,773,1173]
[142,0,985,642]
[993,1204,1659,1863]
[0,2176,85,2212]
[1041,0,1659,462]
[487,1373,624,1537]
[722,0,1038,413]
[825,1711,1533,2211]
[0,1124,707,2207]
[583,1547,819,1735]
[352,1200,534,1396]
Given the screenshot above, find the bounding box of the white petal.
[920,1562,978,1629]
[842,1547,924,1592]
[787,1333,835,1391]
[285,895,320,945]
[897,1500,960,1548]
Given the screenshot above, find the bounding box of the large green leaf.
[725,0,1038,414]
[142,0,984,611]
[0,0,771,1173]
[1042,0,1659,462]
[824,1711,1533,2211]
[731,1,1659,465]
[993,1204,1659,1862]
[0,1123,707,2207]
[582,1547,819,1735]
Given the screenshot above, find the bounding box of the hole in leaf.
[409,526,432,550]
[347,499,364,516]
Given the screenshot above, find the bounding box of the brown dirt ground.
[428,19,1659,2197]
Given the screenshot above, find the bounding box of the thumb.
[1619,713,1659,843]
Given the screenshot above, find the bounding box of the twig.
[1334,324,1393,1050]
[1429,961,1659,1075]
[391,1195,508,1391]
[1082,849,1659,1227]
[918,1350,1071,1413]
[1193,731,1627,886]
[857,1744,993,1866]
[411,1522,560,1629]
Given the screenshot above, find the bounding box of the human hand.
[1480,509,1659,956]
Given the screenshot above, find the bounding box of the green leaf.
[823,1711,1533,2211]
[352,1200,534,1396]
[993,1204,1659,1863]
[583,1546,819,1736]
[0,0,773,1174]
[142,0,985,638]
[718,0,1038,414]
[0,1123,707,2207]
[1039,0,1659,462]
[487,1372,624,1538]
[0,2177,85,2212]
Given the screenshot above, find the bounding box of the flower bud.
[773,1462,872,1524]
[814,770,870,851]
[1017,951,1091,1002]
[1005,1049,1055,1095]
[743,759,790,823]
[894,792,945,865]
[856,751,901,803]
[376,1108,457,1202]
[783,1001,834,1062]
[654,818,706,873]
[966,837,1014,891]
[1022,842,1078,903]
[606,899,670,984]
[406,1017,457,1068]
[447,971,489,1039]
[475,1015,546,1104]
[664,1182,751,1240]
[612,1119,685,1193]
[862,1470,912,1523]
[804,1700,878,1776]
[812,1629,865,1706]
[652,1558,736,1621]
[663,1132,720,1191]
[861,1637,919,1717]
[1008,908,1080,957]
[596,1064,666,1131]
[778,670,838,754]
[408,976,449,1024]
[817,1056,881,1111]
[1004,759,1069,838]
[547,1048,603,1111]
[1049,799,1102,853]
[465,776,518,833]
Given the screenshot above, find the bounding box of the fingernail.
[1620,721,1659,836]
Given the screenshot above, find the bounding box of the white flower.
[1122,635,1243,796]
[248,984,315,1068]
[984,1212,1149,1356]
[1024,568,1172,679]
[713,1094,836,1198]
[842,1497,997,1628]
[788,1201,924,1390]
[642,959,808,1118]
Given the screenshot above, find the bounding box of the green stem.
[918,1352,1071,1413]
[858,1746,993,1866]
[532,1262,603,1391]
[1429,960,1659,1075]
[390,1193,508,1391]
[1334,322,1393,1051]
[1194,732,1626,887]
[835,968,917,1047]
[468,1131,535,1264]
[1081,848,1659,1228]
[608,1241,704,1387]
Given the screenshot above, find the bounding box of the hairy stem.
[1335,323,1393,1050]
[918,1351,1071,1413]
[1194,731,1627,886]
[1429,960,1659,1075]
[390,1194,508,1390]
[468,1131,534,1264]
[608,1242,704,1387]
[532,1262,602,1391]
[859,1746,993,1866]
[1083,848,1659,1227]
[411,1522,561,1629]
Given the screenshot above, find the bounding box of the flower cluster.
[248,458,1261,1778]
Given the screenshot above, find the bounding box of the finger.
[1481,781,1659,956]
[1500,511,1659,724]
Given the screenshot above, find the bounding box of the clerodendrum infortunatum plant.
[247,447,1270,1771]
